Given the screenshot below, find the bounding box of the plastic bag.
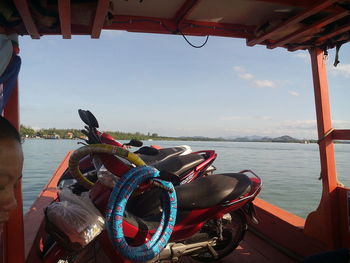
[93,156,119,188]
[97,165,119,188]
[46,189,105,246]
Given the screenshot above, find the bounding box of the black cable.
[180,31,209,48]
[112,18,214,48]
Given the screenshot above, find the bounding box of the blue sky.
[18,30,350,139]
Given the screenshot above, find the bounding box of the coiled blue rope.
[106,166,177,262]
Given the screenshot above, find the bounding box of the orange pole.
[303,48,340,248]
[2,82,25,263]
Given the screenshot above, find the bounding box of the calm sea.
[21,139,350,218]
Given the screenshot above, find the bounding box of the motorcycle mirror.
[134,146,159,155]
[81,129,89,137]
[78,109,99,128]
[125,139,143,147]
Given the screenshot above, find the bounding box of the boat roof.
[5,0,350,52]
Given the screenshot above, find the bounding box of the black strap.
[333,42,343,67]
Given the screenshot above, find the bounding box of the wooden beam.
[173,0,201,26]
[13,0,40,39]
[254,0,339,12]
[268,8,349,49]
[105,16,254,38]
[58,0,71,39]
[91,0,110,38]
[287,44,311,52]
[254,0,318,8]
[183,20,254,38]
[316,22,350,45]
[304,48,339,248]
[3,83,25,263]
[333,129,350,140]
[247,0,338,47]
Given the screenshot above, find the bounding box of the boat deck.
[182,230,299,263]
[73,229,299,263]
[221,230,299,263]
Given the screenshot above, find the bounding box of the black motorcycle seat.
[124,173,252,234]
[175,173,251,210]
[153,154,204,177]
[138,146,188,164]
[126,173,251,220]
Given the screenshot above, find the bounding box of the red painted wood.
[316,22,350,45]
[12,0,40,39]
[336,187,350,248]
[304,48,339,249]
[2,83,25,263]
[58,0,71,39]
[254,0,340,13]
[252,198,325,257]
[173,0,201,26]
[105,16,254,38]
[247,0,338,46]
[333,129,350,140]
[91,0,110,39]
[288,44,314,51]
[268,8,349,49]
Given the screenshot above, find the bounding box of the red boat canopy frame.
[2,0,350,262]
[5,0,350,51]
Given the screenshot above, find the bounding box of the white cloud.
[329,63,350,78]
[238,73,254,80]
[233,66,245,73]
[294,52,308,59]
[332,120,350,128]
[233,66,277,88]
[288,90,300,96]
[219,115,272,121]
[254,79,276,88]
[279,120,316,130]
[220,116,248,121]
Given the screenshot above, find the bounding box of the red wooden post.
[303,48,340,248]
[2,82,25,263]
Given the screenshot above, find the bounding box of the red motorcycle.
[44,145,262,262]
[59,110,217,191]
[74,145,263,262]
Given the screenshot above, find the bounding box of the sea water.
[22,139,350,218]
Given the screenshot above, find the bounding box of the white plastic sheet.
[46,189,105,246]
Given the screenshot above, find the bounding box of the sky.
[18,30,350,139]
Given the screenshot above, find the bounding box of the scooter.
[70,145,263,263]
[59,110,217,191]
[77,108,193,163]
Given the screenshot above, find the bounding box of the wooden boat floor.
[180,229,298,263]
[74,229,298,263]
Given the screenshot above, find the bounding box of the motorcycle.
[59,109,217,192]
[65,144,263,263]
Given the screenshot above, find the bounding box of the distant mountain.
[271,135,300,143]
[225,135,263,140]
[230,135,305,143]
[233,136,269,142]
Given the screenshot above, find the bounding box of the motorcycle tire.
[191,210,247,262]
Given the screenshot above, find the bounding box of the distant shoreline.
[22,136,350,144]
[21,126,350,144]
